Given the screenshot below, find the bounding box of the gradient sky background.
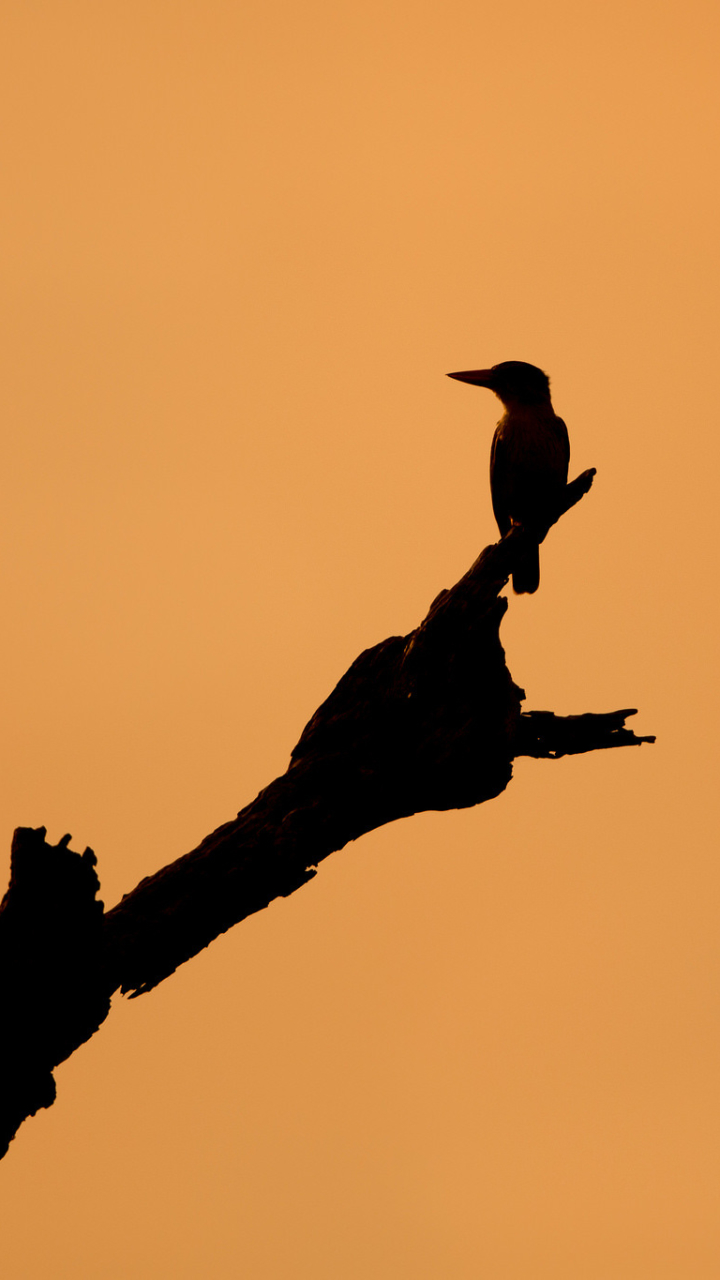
[1,1,719,1276]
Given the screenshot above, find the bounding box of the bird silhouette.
[447,361,569,594]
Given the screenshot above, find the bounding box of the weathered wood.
[0,467,654,1156]
[0,828,110,1156]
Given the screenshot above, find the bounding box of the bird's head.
[447,360,551,408]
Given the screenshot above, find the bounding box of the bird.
[447,360,570,594]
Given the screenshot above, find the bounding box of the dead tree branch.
[0,467,653,1156]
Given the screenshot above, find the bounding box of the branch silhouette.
[0,468,653,1156]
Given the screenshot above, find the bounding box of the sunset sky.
[1,1,719,1276]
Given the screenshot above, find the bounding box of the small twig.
[515,708,656,758]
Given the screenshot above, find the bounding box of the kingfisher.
[447,361,570,594]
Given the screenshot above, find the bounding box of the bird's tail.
[512,541,540,594]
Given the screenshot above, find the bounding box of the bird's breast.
[495,411,568,476]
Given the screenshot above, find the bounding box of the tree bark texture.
[0,469,653,1156]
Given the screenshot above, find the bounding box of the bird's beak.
[446,368,494,387]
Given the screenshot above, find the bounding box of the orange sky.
[1,1,719,1276]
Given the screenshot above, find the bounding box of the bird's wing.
[554,416,571,475]
[490,425,512,535]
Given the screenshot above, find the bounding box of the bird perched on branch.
[447,361,570,594]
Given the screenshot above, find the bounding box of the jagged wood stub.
[0,467,654,1157]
